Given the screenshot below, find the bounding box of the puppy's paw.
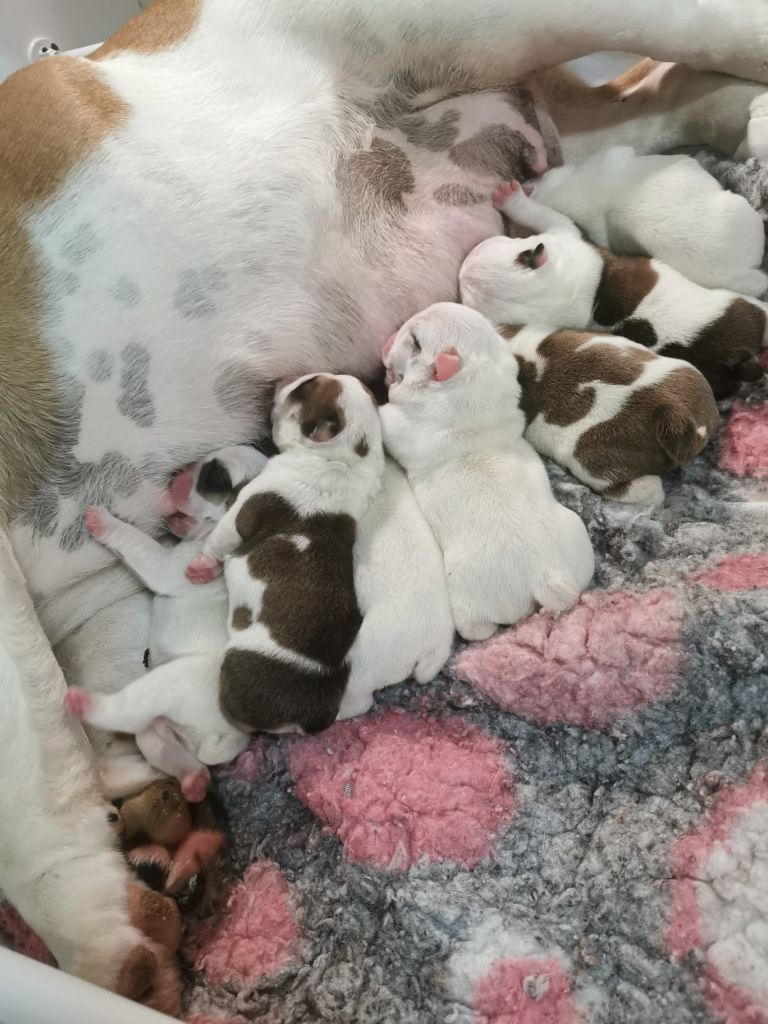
[165,828,226,895]
[186,554,222,584]
[84,506,110,539]
[65,687,92,718]
[181,768,210,804]
[492,180,520,209]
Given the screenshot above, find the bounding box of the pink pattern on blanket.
[185,861,299,984]
[474,956,582,1024]
[667,765,768,1024]
[694,552,768,590]
[0,904,52,964]
[720,402,768,477]
[287,709,517,871]
[455,589,684,728]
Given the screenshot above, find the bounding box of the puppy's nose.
[382,333,397,359]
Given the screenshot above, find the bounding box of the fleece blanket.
[5,152,768,1024]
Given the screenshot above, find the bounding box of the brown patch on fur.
[119,780,191,846]
[592,248,659,327]
[658,298,765,400]
[234,492,361,665]
[92,0,202,60]
[0,58,127,518]
[337,137,415,218]
[290,374,346,441]
[126,885,182,957]
[575,367,719,489]
[231,605,253,630]
[117,945,158,1002]
[449,125,539,181]
[617,317,660,350]
[355,437,369,457]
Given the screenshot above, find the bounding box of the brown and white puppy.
[501,324,720,502]
[460,182,767,399]
[187,373,384,734]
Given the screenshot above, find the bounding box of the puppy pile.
[66,145,767,812]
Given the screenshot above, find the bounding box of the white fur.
[381,303,594,641]
[460,186,768,360]
[338,459,455,719]
[6,0,768,994]
[530,146,767,294]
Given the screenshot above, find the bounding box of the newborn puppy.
[339,458,455,719]
[501,324,720,503]
[65,445,267,801]
[381,303,594,641]
[460,182,766,399]
[528,146,767,296]
[187,373,384,733]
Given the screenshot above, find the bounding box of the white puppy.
[187,373,385,733]
[460,182,767,400]
[528,146,767,296]
[380,303,594,641]
[338,458,455,719]
[65,445,267,801]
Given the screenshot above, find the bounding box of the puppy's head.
[459,234,560,324]
[272,372,381,460]
[384,302,518,408]
[167,445,268,537]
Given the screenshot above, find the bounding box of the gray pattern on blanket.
[5,156,768,1024]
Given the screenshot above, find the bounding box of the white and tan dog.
[5,0,768,1007]
[460,182,767,398]
[63,445,267,802]
[339,458,455,719]
[381,303,594,640]
[188,373,384,733]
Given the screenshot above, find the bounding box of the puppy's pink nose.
[382,333,397,359]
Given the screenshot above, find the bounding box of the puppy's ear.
[654,405,707,464]
[296,376,346,442]
[196,458,233,501]
[530,242,548,269]
[433,347,461,382]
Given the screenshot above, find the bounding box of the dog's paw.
[65,687,92,718]
[186,554,222,584]
[181,768,209,804]
[165,828,226,894]
[492,180,520,209]
[84,506,110,539]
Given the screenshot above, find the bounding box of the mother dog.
[2,0,768,1011]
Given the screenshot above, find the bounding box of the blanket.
[5,151,768,1024]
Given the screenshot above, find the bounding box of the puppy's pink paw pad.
[186,556,221,584]
[84,506,108,538]
[65,688,92,718]
[492,180,519,208]
[182,769,209,804]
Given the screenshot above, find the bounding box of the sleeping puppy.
[501,324,720,503]
[187,373,384,733]
[65,445,267,801]
[380,303,594,642]
[527,146,768,297]
[339,458,455,719]
[460,181,766,398]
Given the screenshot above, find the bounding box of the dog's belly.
[12,73,556,607]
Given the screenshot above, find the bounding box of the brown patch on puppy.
[615,317,659,350]
[355,437,370,457]
[659,298,765,400]
[290,374,346,442]
[119,780,191,846]
[92,0,202,60]
[592,249,659,327]
[126,885,182,957]
[0,57,127,518]
[231,605,253,630]
[196,458,233,504]
[575,366,719,490]
[116,945,158,1002]
[518,329,654,429]
[234,492,361,666]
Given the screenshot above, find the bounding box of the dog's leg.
[0,533,168,1000]
[534,60,768,163]
[136,720,210,804]
[84,507,183,596]
[270,0,768,85]
[492,181,580,236]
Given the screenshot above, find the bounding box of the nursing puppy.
[381,303,594,641]
[460,182,766,398]
[528,146,767,296]
[65,446,267,800]
[187,373,384,733]
[500,325,720,503]
[339,459,455,719]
